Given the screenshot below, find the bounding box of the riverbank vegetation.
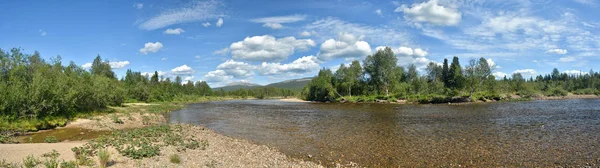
[302,47,600,103]
[0,48,294,132]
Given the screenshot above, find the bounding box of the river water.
[170,99,600,167]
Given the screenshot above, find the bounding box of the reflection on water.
[170,99,600,167]
[17,127,111,143]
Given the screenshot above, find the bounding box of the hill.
[215,77,313,92]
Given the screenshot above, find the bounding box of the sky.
[1,0,599,87]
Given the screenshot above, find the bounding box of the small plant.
[111,115,124,124]
[42,158,59,168]
[22,155,40,168]
[44,136,58,143]
[141,115,151,125]
[98,149,111,168]
[169,154,181,164]
[42,150,60,159]
[0,159,18,168]
[59,161,78,168]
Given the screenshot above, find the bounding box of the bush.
[169,154,181,164]
[517,87,536,98]
[111,115,124,124]
[545,87,568,97]
[44,136,58,143]
[98,149,110,168]
[59,161,78,168]
[22,155,40,168]
[42,158,58,168]
[572,88,598,95]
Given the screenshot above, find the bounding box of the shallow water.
[17,127,110,143]
[170,99,600,167]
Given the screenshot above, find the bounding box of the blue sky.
[1,0,599,87]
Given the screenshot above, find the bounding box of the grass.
[44,136,59,143]
[22,155,40,168]
[111,114,124,124]
[98,149,111,168]
[169,154,181,164]
[59,161,78,168]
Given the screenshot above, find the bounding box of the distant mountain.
[215,82,262,91]
[214,77,313,91]
[265,77,312,91]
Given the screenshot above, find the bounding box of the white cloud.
[109,61,130,69]
[171,64,195,75]
[213,48,229,55]
[202,22,211,27]
[376,46,431,68]
[545,49,568,54]
[251,15,306,29]
[573,0,596,5]
[376,46,428,57]
[229,35,316,62]
[182,76,195,84]
[559,56,576,62]
[492,72,508,79]
[82,63,92,69]
[563,70,589,76]
[375,9,383,16]
[139,42,163,54]
[164,28,185,35]
[304,17,410,46]
[256,56,320,75]
[300,30,317,37]
[216,18,223,27]
[513,69,537,76]
[263,23,283,29]
[396,0,462,26]
[138,1,224,30]
[39,29,46,36]
[161,57,168,61]
[134,3,143,9]
[203,70,231,82]
[486,58,499,69]
[317,33,371,61]
[216,60,254,78]
[141,71,166,77]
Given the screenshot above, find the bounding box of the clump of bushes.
[44,136,58,143]
[544,87,568,97]
[22,155,40,168]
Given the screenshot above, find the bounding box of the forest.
[0,48,293,130]
[302,47,600,102]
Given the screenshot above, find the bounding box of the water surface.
[170,99,600,167]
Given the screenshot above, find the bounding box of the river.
[169,99,600,167]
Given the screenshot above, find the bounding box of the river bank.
[0,102,323,167]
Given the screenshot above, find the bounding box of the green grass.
[169,154,181,164]
[98,149,111,168]
[44,136,59,143]
[59,161,78,168]
[22,155,40,168]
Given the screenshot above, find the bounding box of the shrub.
[59,161,78,168]
[42,150,60,159]
[42,158,59,168]
[98,149,110,168]
[44,136,58,143]
[141,116,151,125]
[22,155,40,168]
[0,134,15,144]
[545,87,568,97]
[169,154,181,164]
[572,88,598,95]
[111,115,124,124]
[0,159,18,168]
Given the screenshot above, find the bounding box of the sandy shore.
[0,103,322,167]
[279,98,311,103]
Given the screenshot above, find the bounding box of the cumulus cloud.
[546,49,568,54]
[377,46,428,57]
[563,70,589,75]
[82,63,92,69]
[395,0,462,26]
[203,70,231,82]
[134,3,143,9]
[304,17,410,46]
[141,71,166,77]
[171,64,195,75]
[375,46,432,68]
[216,18,223,27]
[513,69,537,77]
[256,56,320,75]
[213,48,229,55]
[251,14,306,29]
[202,22,211,27]
[559,56,576,62]
[317,33,371,61]
[109,61,130,69]
[139,42,163,54]
[300,30,317,37]
[216,60,254,78]
[164,28,185,35]
[229,35,316,62]
[493,72,508,79]
[138,1,224,30]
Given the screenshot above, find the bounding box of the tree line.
[0,48,294,125]
[301,47,600,102]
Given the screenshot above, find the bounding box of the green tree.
[302,69,335,101]
[448,56,463,89]
[90,55,115,79]
[464,58,492,98]
[364,47,398,97]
